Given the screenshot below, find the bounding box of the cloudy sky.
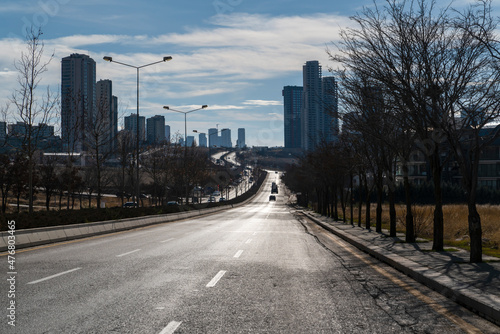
[0,0,486,147]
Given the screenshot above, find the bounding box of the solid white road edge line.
[206,270,227,287]
[234,250,244,258]
[27,267,82,285]
[158,321,182,334]
[116,249,141,257]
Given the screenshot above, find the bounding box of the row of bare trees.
[1,26,217,213]
[286,0,500,263]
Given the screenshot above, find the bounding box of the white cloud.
[243,100,282,106]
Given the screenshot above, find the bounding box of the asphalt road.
[1,173,498,333]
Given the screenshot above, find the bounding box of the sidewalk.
[301,209,500,326]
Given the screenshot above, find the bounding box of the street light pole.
[104,56,172,207]
[163,105,208,204]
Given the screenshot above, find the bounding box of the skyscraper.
[221,128,232,148]
[283,86,303,148]
[199,133,207,147]
[146,115,166,144]
[165,125,171,143]
[208,128,219,147]
[186,135,195,147]
[300,61,338,150]
[301,60,322,151]
[322,76,339,142]
[96,79,118,153]
[236,128,246,148]
[124,113,145,142]
[0,122,5,143]
[61,53,96,152]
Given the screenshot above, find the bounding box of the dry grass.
[341,203,500,257]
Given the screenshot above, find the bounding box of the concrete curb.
[301,210,500,326]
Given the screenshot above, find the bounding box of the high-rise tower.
[146,115,166,144]
[283,86,303,148]
[237,128,246,148]
[96,79,118,153]
[300,61,338,150]
[61,53,96,152]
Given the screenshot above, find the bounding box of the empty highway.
[1,173,498,333]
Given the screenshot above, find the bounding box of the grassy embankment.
[339,204,500,258]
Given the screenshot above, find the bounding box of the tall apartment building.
[0,122,6,143]
[124,114,146,142]
[61,53,96,152]
[322,76,339,142]
[221,128,232,148]
[96,79,118,153]
[146,115,166,144]
[199,133,207,147]
[208,128,220,147]
[236,128,246,148]
[283,86,303,148]
[165,125,171,143]
[300,61,338,150]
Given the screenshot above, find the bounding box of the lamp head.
[202,105,208,109]
[103,56,112,62]
[163,56,173,62]
[163,106,169,110]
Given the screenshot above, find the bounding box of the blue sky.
[0,0,486,147]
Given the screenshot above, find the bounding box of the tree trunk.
[340,185,346,223]
[388,187,396,237]
[45,192,51,211]
[333,186,339,220]
[431,150,444,251]
[403,163,415,242]
[375,175,383,233]
[364,175,371,230]
[468,201,482,263]
[350,172,354,225]
[358,174,363,227]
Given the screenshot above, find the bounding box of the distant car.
[123,202,137,208]
[166,201,179,206]
[269,195,276,201]
[219,197,226,202]
[209,196,216,203]
[212,191,221,197]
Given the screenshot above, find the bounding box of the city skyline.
[0,0,485,147]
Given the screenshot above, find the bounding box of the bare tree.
[85,92,117,209]
[0,154,13,213]
[38,154,58,210]
[10,27,57,214]
[332,0,500,262]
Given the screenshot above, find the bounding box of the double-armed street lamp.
[104,55,172,206]
[193,127,223,160]
[163,105,208,148]
[163,105,208,203]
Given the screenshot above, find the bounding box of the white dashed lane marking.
[206,270,226,287]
